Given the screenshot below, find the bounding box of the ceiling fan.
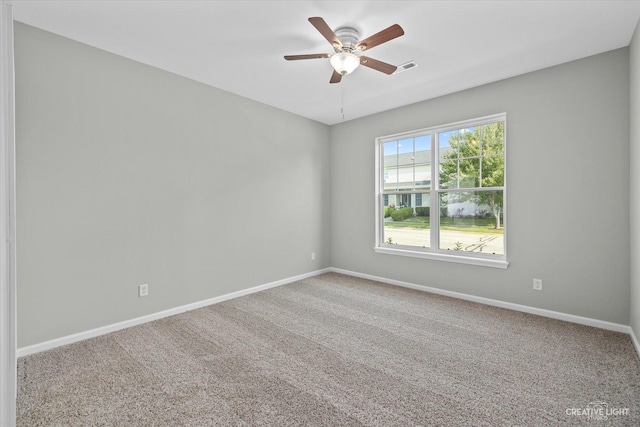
[284,17,404,84]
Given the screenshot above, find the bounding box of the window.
[375,113,507,268]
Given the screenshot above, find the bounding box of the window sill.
[373,246,509,269]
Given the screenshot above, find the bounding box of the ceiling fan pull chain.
[341,86,345,121]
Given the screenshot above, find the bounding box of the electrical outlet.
[311,252,316,260]
[533,279,543,291]
[138,283,149,297]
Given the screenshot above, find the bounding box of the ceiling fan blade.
[309,17,342,49]
[356,24,404,51]
[330,70,343,84]
[360,56,397,75]
[284,54,331,60]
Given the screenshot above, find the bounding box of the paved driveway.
[383,227,503,254]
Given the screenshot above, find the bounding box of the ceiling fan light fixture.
[330,52,360,75]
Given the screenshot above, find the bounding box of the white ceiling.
[11,0,640,125]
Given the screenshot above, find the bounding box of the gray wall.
[631,19,640,340]
[15,23,331,347]
[331,48,630,325]
[16,21,635,349]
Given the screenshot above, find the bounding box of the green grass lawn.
[384,216,503,234]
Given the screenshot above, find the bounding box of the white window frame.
[374,113,508,269]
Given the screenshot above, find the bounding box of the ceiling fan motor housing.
[334,27,360,52]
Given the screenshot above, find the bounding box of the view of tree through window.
[378,115,506,261]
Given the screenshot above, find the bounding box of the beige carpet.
[17,273,640,426]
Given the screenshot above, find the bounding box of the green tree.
[439,122,504,229]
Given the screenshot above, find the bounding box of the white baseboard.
[330,268,633,335]
[631,327,640,358]
[17,268,331,358]
[18,267,639,359]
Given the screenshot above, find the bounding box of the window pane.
[415,135,431,163]
[383,141,398,191]
[479,122,504,187]
[440,156,480,189]
[397,138,414,191]
[397,165,414,191]
[459,157,480,188]
[480,122,504,156]
[439,130,456,161]
[414,134,431,190]
[397,138,414,167]
[440,128,473,155]
[383,141,398,158]
[439,191,504,255]
[415,164,431,189]
[439,130,459,189]
[439,158,458,189]
[480,155,504,187]
[457,127,479,158]
[398,138,414,154]
[383,167,397,191]
[385,194,400,209]
[383,193,430,247]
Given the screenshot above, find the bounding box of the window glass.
[378,114,506,265]
[439,191,504,255]
[382,193,430,248]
